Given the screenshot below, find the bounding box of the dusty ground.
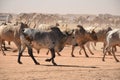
[0,42,120,80]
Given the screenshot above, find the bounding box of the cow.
[78,26,112,56]
[34,23,76,56]
[18,26,74,65]
[34,23,62,55]
[0,22,28,55]
[102,29,120,62]
[71,25,98,57]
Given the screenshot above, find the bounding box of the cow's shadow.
[42,64,98,68]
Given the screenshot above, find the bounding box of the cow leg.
[79,47,82,55]
[0,41,6,56]
[8,41,10,45]
[46,50,61,56]
[2,41,7,51]
[87,45,94,55]
[86,42,94,55]
[37,49,40,54]
[102,46,108,61]
[114,46,117,52]
[18,45,26,64]
[112,46,117,52]
[57,52,61,56]
[71,46,75,57]
[14,41,24,64]
[82,46,89,57]
[91,42,96,50]
[3,45,7,51]
[45,48,57,66]
[112,46,119,62]
[46,50,49,55]
[102,51,107,61]
[27,46,40,65]
[108,51,112,55]
[51,49,57,65]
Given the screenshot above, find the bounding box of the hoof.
[35,62,40,65]
[58,54,61,56]
[102,59,105,62]
[52,62,57,66]
[91,53,94,55]
[18,61,23,64]
[72,55,75,57]
[86,55,89,58]
[53,63,57,66]
[3,54,6,56]
[116,60,119,62]
[79,53,82,55]
[12,49,18,52]
[45,59,51,62]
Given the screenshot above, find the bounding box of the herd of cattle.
[0,21,120,65]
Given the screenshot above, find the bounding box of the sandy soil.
[0,42,120,80]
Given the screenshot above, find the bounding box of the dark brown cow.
[71,25,98,57]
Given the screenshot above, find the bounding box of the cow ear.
[77,25,83,28]
[56,23,59,26]
[77,25,86,34]
[22,28,25,32]
[91,30,95,34]
[108,27,112,31]
[65,29,74,36]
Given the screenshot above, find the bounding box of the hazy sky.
[0,0,120,15]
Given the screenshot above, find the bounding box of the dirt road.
[0,42,120,80]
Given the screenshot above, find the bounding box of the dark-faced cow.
[18,26,73,65]
[71,25,98,57]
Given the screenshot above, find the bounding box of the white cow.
[102,29,120,62]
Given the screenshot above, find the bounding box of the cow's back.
[106,29,120,46]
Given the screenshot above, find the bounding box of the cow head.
[89,30,98,41]
[75,25,86,37]
[106,27,112,33]
[50,27,75,52]
[56,23,60,26]
[64,29,78,46]
[75,25,98,45]
[77,25,86,34]
[21,28,34,42]
[15,22,29,33]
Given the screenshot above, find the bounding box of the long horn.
[93,26,97,31]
